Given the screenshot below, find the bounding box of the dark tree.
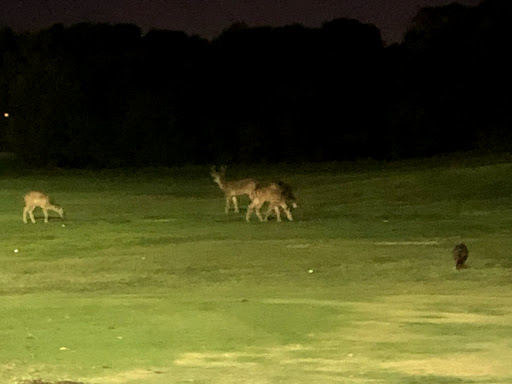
[388,0,512,157]
[1,0,511,168]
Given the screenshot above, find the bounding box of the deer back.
[24,191,50,207]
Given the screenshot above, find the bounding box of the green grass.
[1,156,512,383]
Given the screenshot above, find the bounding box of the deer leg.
[43,208,49,223]
[246,202,255,222]
[255,202,265,222]
[232,196,239,213]
[263,204,274,221]
[28,207,36,224]
[274,206,282,222]
[276,207,283,222]
[23,207,29,223]
[225,196,231,214]
[281,203,293,221]
[248,200,263,222]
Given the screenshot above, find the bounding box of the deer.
[23,191,64,224]
[246,181,297,222]
[210,166,257,214]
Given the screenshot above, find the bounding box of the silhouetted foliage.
[0,0,510,167]
[394,0,512,157]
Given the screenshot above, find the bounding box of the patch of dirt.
[175,351,261,368]
[374,241,439,246]
[381,354,510,377]
[88,369,164,384]
[261,298,352,307]
[25,380,84,384]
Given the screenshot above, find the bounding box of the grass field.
[1,155,512,384]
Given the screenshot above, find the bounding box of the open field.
[1,155,512,383]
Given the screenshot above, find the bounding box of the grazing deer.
[23,191,64,224]
[246,181,297,222]
[210,166,257,214]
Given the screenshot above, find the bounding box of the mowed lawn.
[1,157,512,384]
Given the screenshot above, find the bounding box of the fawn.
[23,191,64,223]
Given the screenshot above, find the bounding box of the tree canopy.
[0,0,510,167]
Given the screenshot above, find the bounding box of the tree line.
[0,0,511,168]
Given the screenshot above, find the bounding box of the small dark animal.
[453,243,469,270]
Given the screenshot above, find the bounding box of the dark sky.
[1,0,482,44]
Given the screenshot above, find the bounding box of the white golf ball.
[308,269,314,274]
[14,249,19,253]
[61,224,66,227]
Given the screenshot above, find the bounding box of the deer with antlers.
[210,166,257,214]
[23,191,64,224]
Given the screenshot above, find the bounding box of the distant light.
[3,112,8,118]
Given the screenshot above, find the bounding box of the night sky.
[1,0,482,44]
